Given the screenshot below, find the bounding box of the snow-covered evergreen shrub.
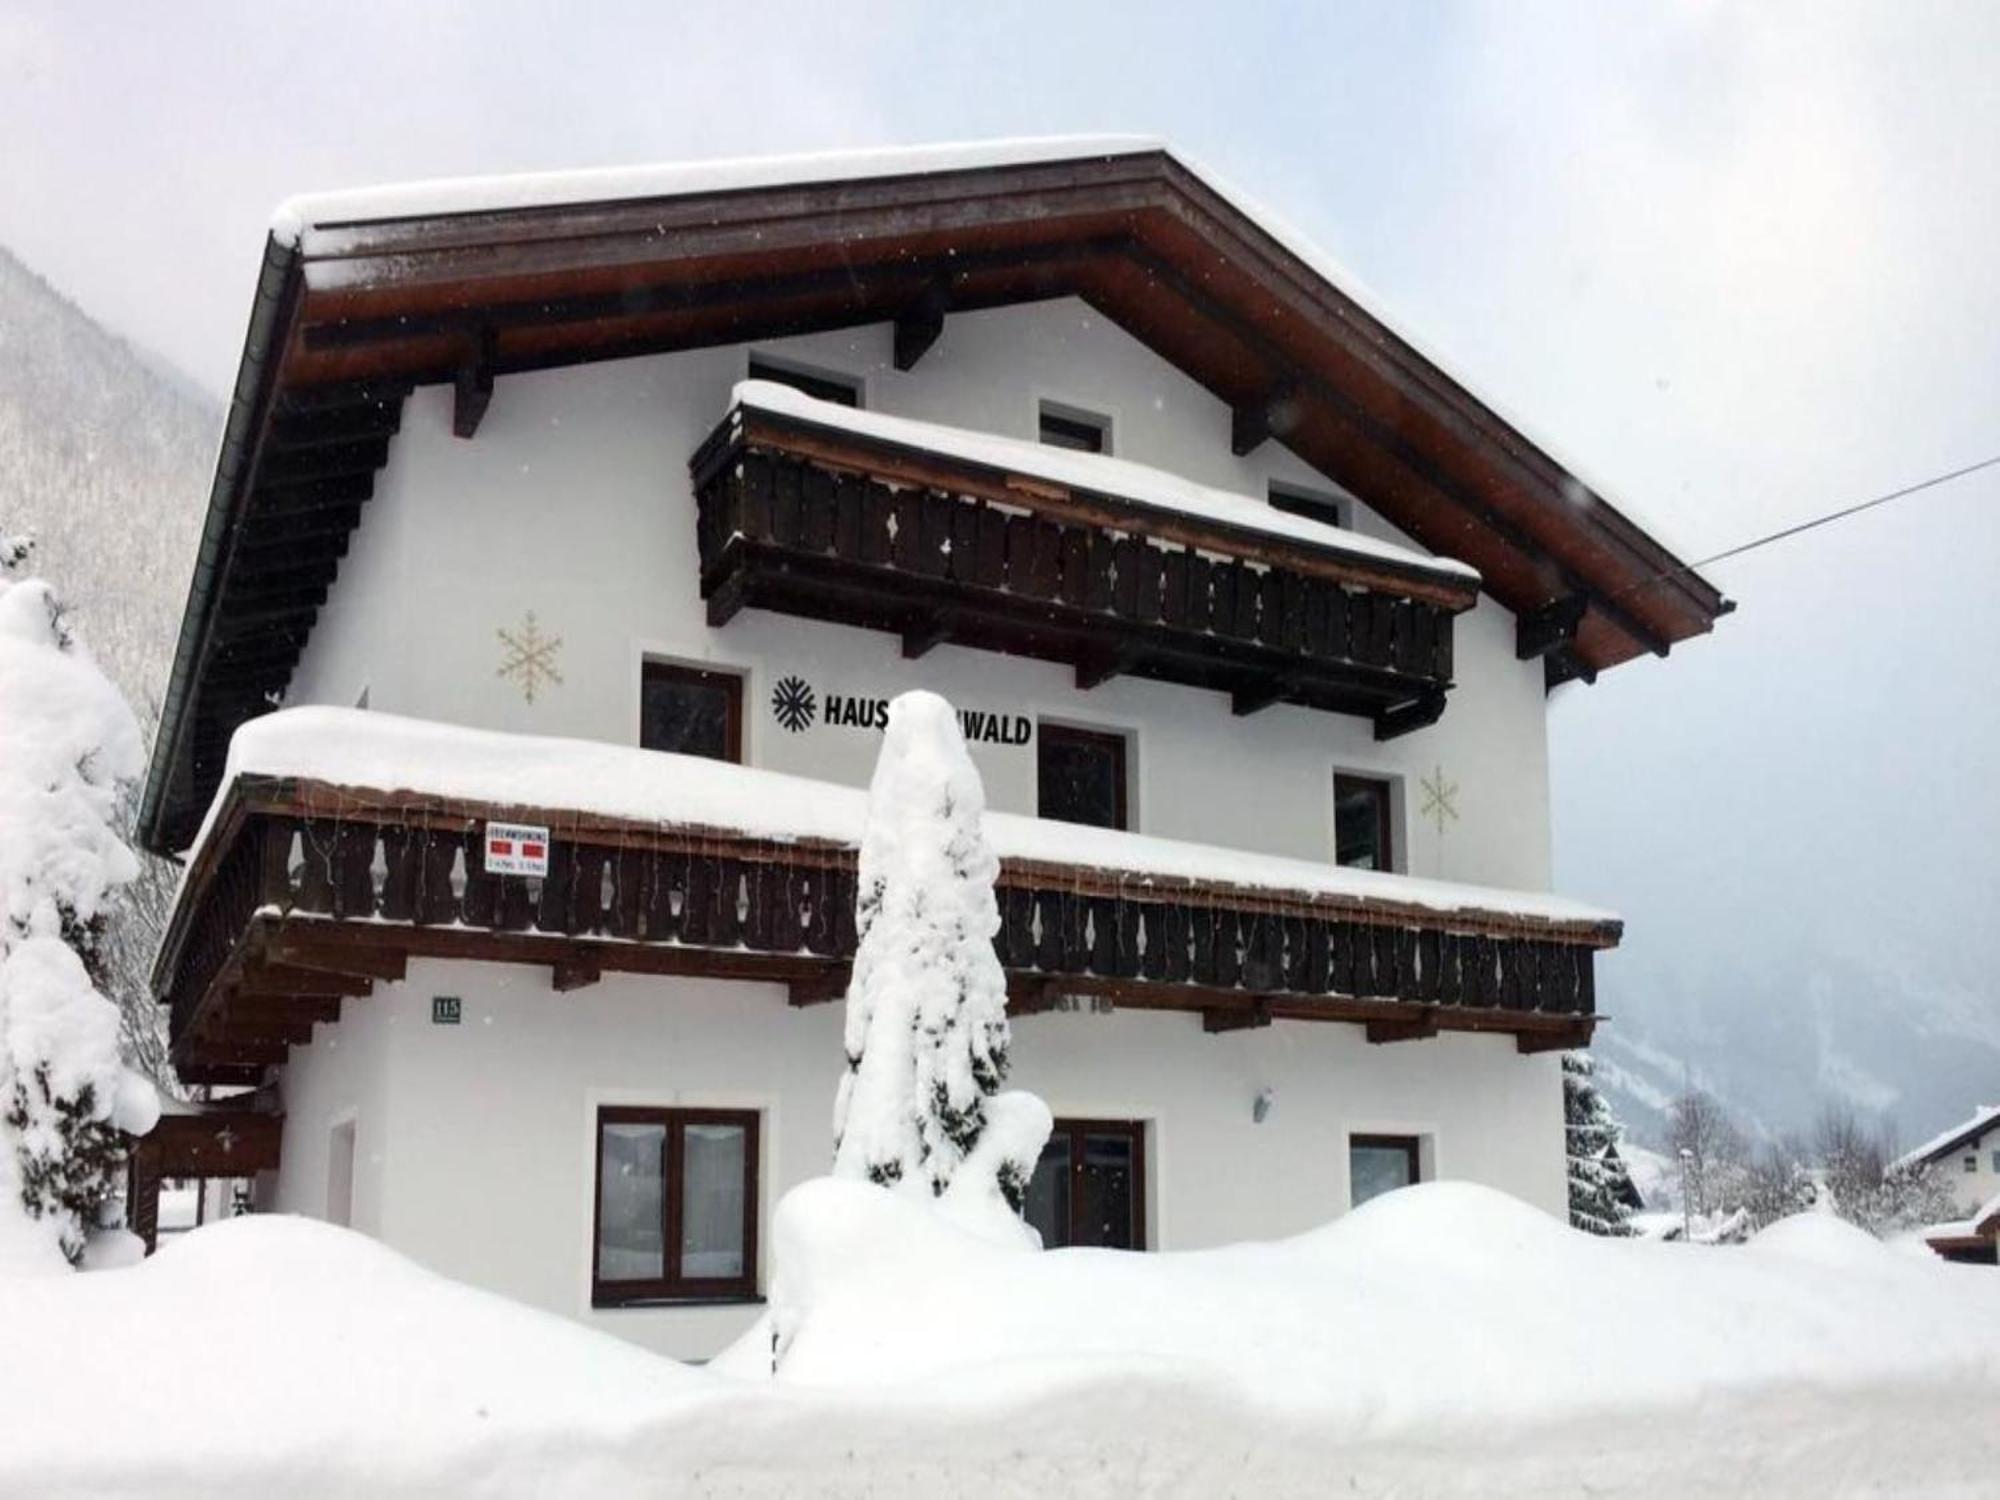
[1564,1051,1637,1236]
[0,537,158,1265]
[831,692,1050,1222]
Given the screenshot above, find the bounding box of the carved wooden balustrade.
[157,777,1616,1085]
[690,400,1480,736]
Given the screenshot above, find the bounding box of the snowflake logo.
[1419,763,1460,836]
[771,675,817,733]
[496,611,563,704]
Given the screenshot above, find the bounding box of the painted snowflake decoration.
[496,611,563,703]
[771,674,817,733]
[1419,764,1459,836]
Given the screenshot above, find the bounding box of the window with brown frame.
[592,1106,759,1306]
[1024,1118,1147,1250]
[1349,1133,1422,1209]
[1038,722,1130,831]
[1334,772,1394,872]
[640,661,743,763]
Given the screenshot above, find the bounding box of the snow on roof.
[733,379,1478,584]
[196,707,1615,929]
[271,135,1163,246]
[1893,1105,2000,1174]
[269,133,1710,583]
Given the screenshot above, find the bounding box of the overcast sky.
[5,1,1998,1134]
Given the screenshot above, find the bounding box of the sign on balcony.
[483,821,550,877]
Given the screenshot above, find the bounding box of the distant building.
[1902,1105,2000,1265]
[131,140,1730,1356]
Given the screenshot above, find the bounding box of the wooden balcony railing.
[158,777,1615,1085]
[690,398,1480,736]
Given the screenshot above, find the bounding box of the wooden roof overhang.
[123,1103,284,1254]
[691,398,1479,731]
[155,774,1619,1085]
[139,145,1730,854]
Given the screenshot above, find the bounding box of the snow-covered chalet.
[132,140,1732,1356]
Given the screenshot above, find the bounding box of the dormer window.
[1038,401,1110,454]
[1270,480,1348,531]
[746,354,861,408]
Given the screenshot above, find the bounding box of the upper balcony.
[690,383,1482,738]
[155,709,1617,1086]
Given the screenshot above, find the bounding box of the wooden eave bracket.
[901,608,956,660]
[1543,648,1599,692]
[453,327,496,440]
[1365,1010,1440,1045]
[1373,689,1447,742]
[1075,644,1140,692]
[1516,593,1589,661]
[551,955,603,993]
[1203,998,1273,1034]
[1516,1021,1592,1055]
[788,973,849,1008]
[892,288,949,372]
[1231,380,1301,458]
[1231,675,1297,718]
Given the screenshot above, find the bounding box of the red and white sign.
[483,821,550,877]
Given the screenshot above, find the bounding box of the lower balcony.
[154,711,1616,1085]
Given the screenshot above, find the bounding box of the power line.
[1616,451,2000,604]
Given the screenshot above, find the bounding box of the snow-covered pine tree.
[0,536,159,1266]
[831,691,1050,1223]
[1564,1050,1637,1236]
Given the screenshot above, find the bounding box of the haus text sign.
[483,821,550,877]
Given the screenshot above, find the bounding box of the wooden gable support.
[892,288,949,372]
[1075,644,1139,692]
[1544,647,1599,692]
[453,327,497,440]
[1516,594,1589,661]
[1230,380,1300,457]
[1373,689,1448,742]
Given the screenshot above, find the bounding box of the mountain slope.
[0,245,215,715]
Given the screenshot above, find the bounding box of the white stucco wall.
[273,958,1567,1360]
[289,298,1552,892]
[266,296,1578,1350]
[1939,1123,2000,1218]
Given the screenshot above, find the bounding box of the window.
[593,1107,758,1306]
[1024,1119,1147,1250]
[327,1119,355,1228]
[1967,1155,1980,1174]
[1350,1134,1422,1208]
[1334,773,1394,871]
[1038,401,1110,454]
[1038,723,1129,830]
[641,661,743,762]
[1992,1150,2000,1173]
[1269,480,1347,530]
[746,354,860,408]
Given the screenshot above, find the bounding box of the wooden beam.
[1544,647,1598,691]
[1075,644,1138,692]
[264,937,407,983]
[1231,676,1294,717]
[551,955,603,993]
[1516,594,1589,661]
[236,964,374,998]
[1005,977,1060,1015]
[1516,1023,1592,1055]
[1366,1010,1440,1045]
[1203,999,1272,1034]
[1374,690,1447,741]
[453,328,496,439]
[892,296,947,371]
[901,610,955,660]
[788,974,849,1008]
[1230,381,1297,457]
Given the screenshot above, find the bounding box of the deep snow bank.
[731,1177,2000,1433]
[9,1195,2000,1497]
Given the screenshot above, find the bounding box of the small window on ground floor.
[1024,1118,1147,1250]
[641,661,743,763]
[1038,722,1130,831]
[1334,772,1394,872]
[1349,1133,1423,1209]
[593,1106,759,1306]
